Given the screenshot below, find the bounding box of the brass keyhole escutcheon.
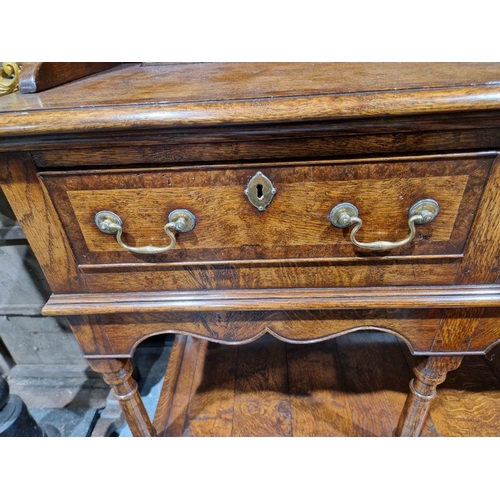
[244,171,276,211]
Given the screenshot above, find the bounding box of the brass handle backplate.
[95,209,196,254]
[329,199,439,251]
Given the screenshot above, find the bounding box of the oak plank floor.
[160,332,500,437]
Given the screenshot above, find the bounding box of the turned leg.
[395,355,463,437]
[86,358,156,437]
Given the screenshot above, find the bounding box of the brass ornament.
[94,209,196,254]
[0,62,21,96]
[244,171,277,211]
[329,199,439,251]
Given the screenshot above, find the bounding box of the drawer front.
[42,154,493,288]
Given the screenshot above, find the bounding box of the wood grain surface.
[157,332,500,437]
[336,332,439,437]
[0,153,84,293]
[162,337,207,437]
[24,125,500,162]
[73,309,444,357]
[2,63,500,137]
[152,335,187,434]
[429,157,500,353]
[42,155,492,268]
[403,346,500,437]
[232,335,292,437]
[183,340,237,437]
[43,285,500,316]
[86,357,156,437]
[286,341,353,436]
[2,63,500,438]
[79,260,462,293]
[18,62,121,94]
[5,63,500,110]
[468,310,500,353]
[396,355,463,436]
[455,155,500,285]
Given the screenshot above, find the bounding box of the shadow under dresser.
[1,62,500,436]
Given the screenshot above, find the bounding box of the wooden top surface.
[2,62,500,137]
[5,62,500,109]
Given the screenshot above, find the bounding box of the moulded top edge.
[2,63,500,137]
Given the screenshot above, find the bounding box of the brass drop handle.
[329,199,439,251]
[94,209,196,254]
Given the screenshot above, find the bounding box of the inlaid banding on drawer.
[42,155,493,268]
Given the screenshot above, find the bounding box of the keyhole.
[256,183,264,199]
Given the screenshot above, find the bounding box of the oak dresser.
[1,62,500,436]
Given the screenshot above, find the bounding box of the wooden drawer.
[42,153,494,290]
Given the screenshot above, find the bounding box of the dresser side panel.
[432,155,500,352]
[0,153,85,294]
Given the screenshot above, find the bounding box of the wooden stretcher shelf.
[153,333,500,437]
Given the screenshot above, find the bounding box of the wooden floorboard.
[159,333,500,437]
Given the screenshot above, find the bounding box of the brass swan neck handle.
[95,209,196,254]
[329,199,439,251]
